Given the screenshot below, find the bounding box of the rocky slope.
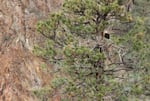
[0,0,62,101]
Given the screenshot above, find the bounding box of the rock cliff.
[0,0,62,101]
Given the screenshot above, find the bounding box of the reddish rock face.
[0,0,62,101]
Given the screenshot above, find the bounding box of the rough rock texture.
[0,0,62,101]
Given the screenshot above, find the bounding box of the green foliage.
[51,77,67,89]
[39,63,47,72]
[111,0,150,99]
[35,0,150,100]
[31,87,52,101]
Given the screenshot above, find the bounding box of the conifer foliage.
[35,0,150,100]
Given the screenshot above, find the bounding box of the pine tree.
[34,0,150,100]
